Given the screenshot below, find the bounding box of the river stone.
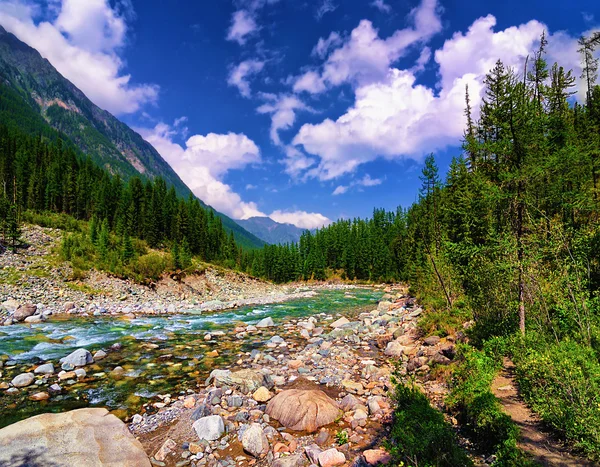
[60,348,93,367]
[93,350,107,360]
[273,454,307,467]
[29,391,50,401]
[241,423,269,458]
[192,415,224,441]
[377,301,391,313]
[0,408,151,466]
[423,335,441,346]
[2,299,20,312]
[318,448,346,467]
[363,449,392,465]
[253,386,272,402]
[207,369,273,394]
[13,304,37,322]
[330,317,349,328]
[24,315,44,324]
[384,341,404,357]
[34,363,55,375]
[266,389,342,433]
[256,317,275,328]
[11,373,35,388]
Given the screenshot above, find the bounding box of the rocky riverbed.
[0,225,331,325]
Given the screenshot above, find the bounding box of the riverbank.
[0,225,364,325]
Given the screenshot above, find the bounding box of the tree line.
[0,122,239,268]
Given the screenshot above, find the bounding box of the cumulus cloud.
[139,123,266,220]
[294,0,442,96]
[270,210,331,229]
[291,13,582,180]
[0,0,158,115]
[228,59,265,97]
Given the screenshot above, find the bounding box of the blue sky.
[0,0,598,228]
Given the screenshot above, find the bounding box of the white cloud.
[140,123,266,220]
[246,184,257,190]
[291,13,582,180]
[257,94,312,146]
[270,210,331,229]
[226,9,258,45]
[332,174,382,195]
[0,0,158,115]
[312,31,342,59]
[298,0,442,95]
[228,59,265,97]
[292,70,326,94]
[332,185,348,196]
[370,0,392,13]
[315,0,337,20]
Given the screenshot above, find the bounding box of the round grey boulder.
[11,373,35,388]
[34,363,55,375]
[60,348,94,367]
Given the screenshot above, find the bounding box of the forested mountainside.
[0,25,264,249]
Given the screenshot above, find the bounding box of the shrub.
[130,253,168,282]
[512,337,600,460]
[447,343,533,466]
[387,379,473,467]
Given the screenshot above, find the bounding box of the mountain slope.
[0,25,264,249]
[236,217,308,244]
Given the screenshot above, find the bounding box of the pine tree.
[6,203,20,252]
[121,234,134,263]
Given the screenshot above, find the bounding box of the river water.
[0,288,382,428]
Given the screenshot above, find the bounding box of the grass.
[446,342,536,466]
[387,376,473,467]
[64,282,103,296]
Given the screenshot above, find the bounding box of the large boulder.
[13,304,37,322]
[0,408,151,466]
[241,423,269,458]
[266,389,342,433]
[60,349,93,367]
[207,369,273,394]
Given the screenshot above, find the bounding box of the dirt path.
[491,358,596,466]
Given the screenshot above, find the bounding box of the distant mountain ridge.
[236,217,309,244]
[0,25,264,249]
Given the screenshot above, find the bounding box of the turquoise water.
[0,288,382,427]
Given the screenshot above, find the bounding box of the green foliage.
[447,344,534,466]
[335,430,348,445]
[387,379,473,467]
[512,337,600,460]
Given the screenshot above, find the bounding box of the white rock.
[192,415,225,441]
[60,349,94,367]
[34,363,55,375]
[256,317,275,328]
[11,373,34,388]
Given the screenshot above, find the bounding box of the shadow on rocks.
[0,448,62,467]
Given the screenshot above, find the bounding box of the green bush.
[447,344,533,466]
[512,337,600,460]
[130,253,169,282]
[387,380,472,467]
